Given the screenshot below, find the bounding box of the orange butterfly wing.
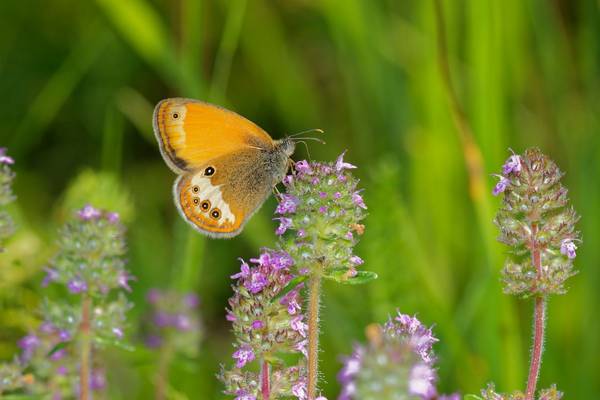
[153,98,275,172]
[153,98,283,238]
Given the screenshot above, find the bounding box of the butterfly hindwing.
[153,98,274,173]
[174,150,278,238]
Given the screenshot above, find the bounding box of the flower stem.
[526,223,546,400]
[155,343,173,400]
[79,295,92,400]
[307,272,322,400]
[261,359,270,400]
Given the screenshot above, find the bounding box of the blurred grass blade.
[10,26,110,158]
[209,0,248,103]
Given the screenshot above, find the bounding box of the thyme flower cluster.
[277,153,372,284]
[42,205,133,343]
[337,311,458,400]
[145,289,202,357]
[493,148,580,297]
[0,205,133,397]
[0,147,16,250]
[219,249,307,399]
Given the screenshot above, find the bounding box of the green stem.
[79,296,92,400]
[155,342,174,400]
[306,272,322,399]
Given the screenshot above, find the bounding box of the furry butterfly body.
[153,98,295,238]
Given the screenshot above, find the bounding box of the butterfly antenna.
[292,137,326,144]
[288,128,324,138]
[296,140,313,160]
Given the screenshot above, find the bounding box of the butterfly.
[153,98,296,238]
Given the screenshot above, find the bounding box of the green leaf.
[464,395,484,400]
[324,268,378,285]
[341,270,378,285]
[46,341,68,358]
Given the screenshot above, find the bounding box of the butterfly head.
[276,137,296,158]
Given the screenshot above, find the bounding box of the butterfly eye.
[210,208,221,220]
[204,166,215,176]
[172,112,179,119]
[200,200,211,211]
[193,198,199,205]
[192,186,199,193]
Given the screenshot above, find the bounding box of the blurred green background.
[1,0,599,398]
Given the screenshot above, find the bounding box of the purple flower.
[560,239,577,259]
[292,379,308,399]
[350,255,364,266]
[58,330,71,342]
[297,229,306,238]
[276,194,300,214]
[18,334,40,352]
[295,160,312,174]
[318,206,328,214]
[291,315,307,337]
[90,369,106,390]
[352,192,367,209]
[184,293,199,308]
[174,314,192,331]
[0,148,14,165]
[251,320,264,330]
[226,312,236,322]
[106,212,120,223]
[77,204,101,220]
[147,289,163,305]
[275,217,293,235]
[282,175,294,186]
[49,348,67,361]
[270,251,294,270]
[234,390,257,400]
[311,177,320,185]
[232,345,255,368]
[492,175,509,196]
[231,260,251,279]
[335,151,357,171]
[408,363,436,398]
[281,290,302,315]
[319,192,328,199]
[244,270,268,294]
[502,154,522,175]
[118,271,134,292]
[67,278,88,294]
[112,327,124,338]
[42,267,59,287]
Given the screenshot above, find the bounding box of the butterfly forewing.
[153,98,274,172]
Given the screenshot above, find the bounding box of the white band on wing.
[190,175,236,224]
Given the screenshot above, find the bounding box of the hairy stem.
[155,342,173,400]
[307,272,322,399]
[261,359,270,400]
[526,223,546,400]
[79,296,92,400]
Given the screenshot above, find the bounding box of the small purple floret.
[232,345,255,368]
[502,154,522,175]
[560,239,577,259]
[78,204,101,220]
[492,175,509,196]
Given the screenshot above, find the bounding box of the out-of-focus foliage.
[0,0,598,398]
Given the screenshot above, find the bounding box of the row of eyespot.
[191,196,221,219]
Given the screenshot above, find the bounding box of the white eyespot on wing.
[189,175,235,224]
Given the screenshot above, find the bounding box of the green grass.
[0,0,599,398]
